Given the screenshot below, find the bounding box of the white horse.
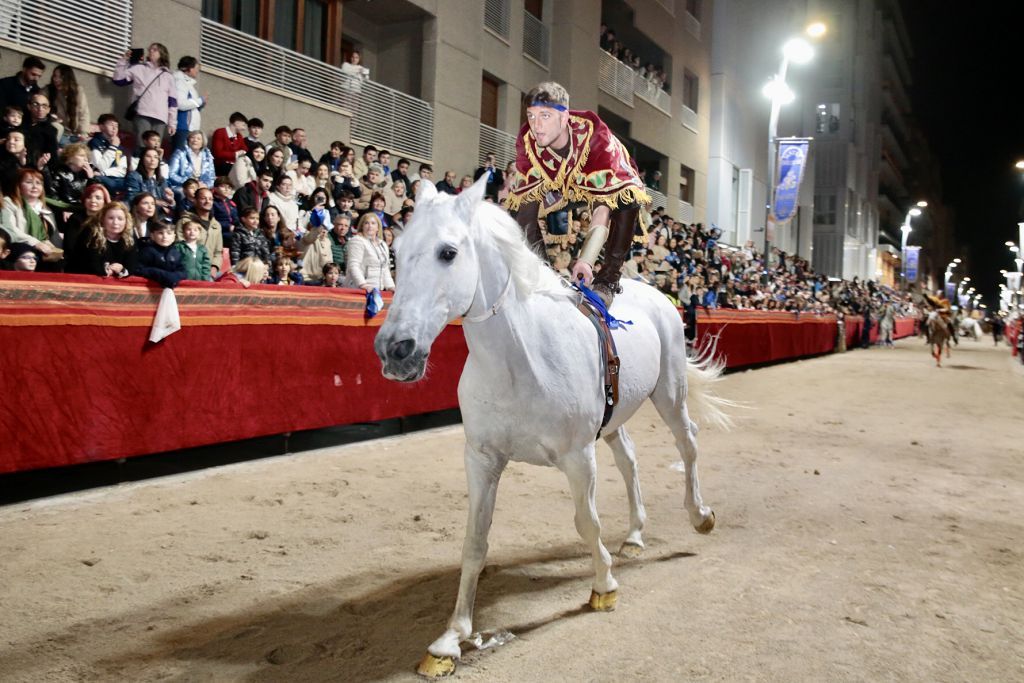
[959,317,982,341]
[375,178,731,677]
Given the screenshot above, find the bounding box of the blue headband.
[529,101,567,111]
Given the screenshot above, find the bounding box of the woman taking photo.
[112,43,177,140]
[345,212,394,292]
[66,201,137,278]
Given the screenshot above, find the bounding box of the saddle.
[574,285,624,439]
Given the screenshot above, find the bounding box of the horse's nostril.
[389,338,415,361]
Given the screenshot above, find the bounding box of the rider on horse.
[924,290,958,344]
[506,82,650,307]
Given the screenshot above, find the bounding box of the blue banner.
[905,246,921,283]
[772,138,811,223]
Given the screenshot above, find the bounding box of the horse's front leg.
[419,445,506,677]
[561,444,619,610]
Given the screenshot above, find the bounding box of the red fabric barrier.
[894,317,916,339]
[0,273,910,474]
[694,309,837,368]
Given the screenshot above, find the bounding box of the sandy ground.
[1,337,1022,682]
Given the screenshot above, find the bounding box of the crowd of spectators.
[0,48,918,339]
[599,23,668,92]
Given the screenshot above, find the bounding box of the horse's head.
[375,176,490,382]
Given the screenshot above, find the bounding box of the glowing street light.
[806,22,827,38]
[900,201,927,289]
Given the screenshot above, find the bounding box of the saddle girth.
[576,298,620,439]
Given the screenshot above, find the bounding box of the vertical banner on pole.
[905,246,921,283]
[772,138,812,227]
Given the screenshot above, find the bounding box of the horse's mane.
[473,201,574,301]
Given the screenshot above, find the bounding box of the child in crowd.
[212,176,239,241]
[136,221,186,288]
[0,106,23,141]
[8,243,39,271]
[270,255,302,286]
[176,219,212,281]
[230,207,271,266]
[322,262,341,287]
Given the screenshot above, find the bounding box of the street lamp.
[762,27,823,266]
[900,201,927,290]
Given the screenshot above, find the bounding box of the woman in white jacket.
[173,56,205,150]
[345,212,394,291]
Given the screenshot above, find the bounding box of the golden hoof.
[589,589,618,611]
[416,653,456,678]
[695,511,716,535]
[618,543,644,559]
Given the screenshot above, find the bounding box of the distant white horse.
[375,178,732,677]
[959,317,982,341]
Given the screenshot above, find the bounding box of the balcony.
[478,123,517,169]
[633,76,671,115]
[0,0,132,71]
[684,10,701,40]
[599,50,635,106]
[200,19,434,161]
[680,104,698,132]
[522,10,550,68]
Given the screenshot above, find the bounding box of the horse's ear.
[417,179,438,202]
[454,174,488,224]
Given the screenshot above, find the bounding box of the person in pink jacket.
[112,43,177,143]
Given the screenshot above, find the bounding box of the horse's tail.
[685,335,737,431]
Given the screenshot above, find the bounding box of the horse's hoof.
[589,589,618,611]
[416,653,457,678]
[618,542,644,559]
[695,511,716,535]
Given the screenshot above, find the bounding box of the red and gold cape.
[505,110,651,216]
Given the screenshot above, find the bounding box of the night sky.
[903,0,1024,307]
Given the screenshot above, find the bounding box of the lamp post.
[762,26,823,271]
[899,201,927,290]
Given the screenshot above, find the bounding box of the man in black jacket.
[473,153,504,200]
[0,56,45,117]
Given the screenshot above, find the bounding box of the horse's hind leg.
[419,444,505,676]
[561,444,619,610]
[603,427,647,555]
[652,388,715,534]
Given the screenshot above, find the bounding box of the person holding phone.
[112,43,177,142]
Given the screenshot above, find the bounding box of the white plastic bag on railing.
[149,288,181,343]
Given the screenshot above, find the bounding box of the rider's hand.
[572,260,594,286]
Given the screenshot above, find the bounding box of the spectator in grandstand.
[172,55,205,150]
[136,220,186,288]
[334,191,357,224]
[1,167,60,260]
[456,175,474,193]
[367,191,392,229]
[355,163,389,211]
[177,178,199,217]
[331,159,361,203]
[46,142,94,214]
[228,145,260,189]
[384,179,407,215]
[65,201,137,278]
[0,226,9,266]
[270,255,302,286]
[292,158,316,200]
[211,177,239,239]
[321,262,342,287]
[353,144,376,180]
[177,218,212,281]
[473,153,504,200]
[259,204,288,250]
[0,56,45,116]
[234,168,274,215]
[210,111,248,176]
[88,114,129,193]
[377,150,392,177]
[0,105,24,143]
[497,160,517,205]
[168,130,216,191]
[310,163,337,209]
[392,205,415,236]
[289,127,315,165]
[417,163,433,181]
[177,187,223,276]
[45,65,90,145]
[230,207,271,266]
[126,147,172,211]
[130,130,170,178]
[344,212,393,292]
[340,49,370,92]
[24,93,58,167]
[265,146,288,181]
[0,130,34,196]
[220,255,268,287]
[319,140,346,173]
[129,192,160,241]
[113,43,177,140]
[329,214,349,267]
[436,170,458,195]
[266,125,295,167]
[267,175,300,233]
[299,201,333,283]
[245,117,264,153]
[391,157,411,194]
[61,181,108,254]
[7,242,41,271]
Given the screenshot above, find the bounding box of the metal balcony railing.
[484,0,511,40]
[685,10,701,40]
[654,0,675,15]
[598,51,635,106]
[633,77,671,115]
[200,19,433,161]
[680,104,699,132]
[478,123,517,169]
[0,0,132,71]
[522,10,550,67]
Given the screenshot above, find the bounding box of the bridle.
[462,269,513,324]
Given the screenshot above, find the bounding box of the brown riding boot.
[591,205,640,308]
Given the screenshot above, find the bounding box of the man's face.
[397,161,409,175]
[277,131,292,145]
[249,125,262,139]
[333,219,350,238]
[28,96,50,122]
[101,120,119,139]
[197,190,213,210]
[5,132,25,154]
[485,154,495,167]
[419,168,432,180]
[232,119,248,135]
[445,171,455,184]
[293,129,307,146]
[364,149,377,163]
[259,175,274,191]
[526,105,568,148]
[22,67,43,86]
[378,152,390,167]
[367,170,381,184]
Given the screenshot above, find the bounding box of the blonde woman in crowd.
[344,212,394,292]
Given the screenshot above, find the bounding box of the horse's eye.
[439,246,457,262]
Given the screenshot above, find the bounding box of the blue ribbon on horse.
[575,283,633,330]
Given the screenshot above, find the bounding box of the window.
[202,0,341,64]
[683,70,699,112]
[481,75,499,128]
[680,164,695,204]
[484,0,511,39]
[524,0,542,20]
[814,194,836,224]
[686,0,702,20]
[816,103,840,134]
